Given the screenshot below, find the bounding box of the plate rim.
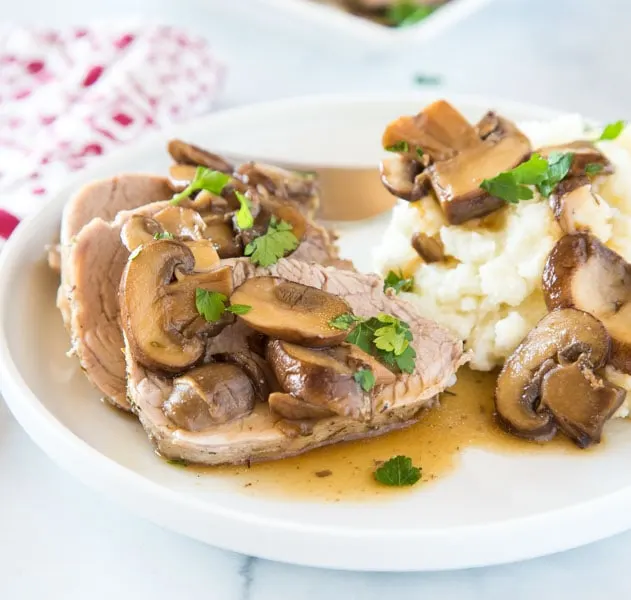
[2,92,628,572]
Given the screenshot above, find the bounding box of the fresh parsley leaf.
[153,231,174,240]
[387,2,435,27]
[329,312,363,331]
[235,191,254,230]
[170,167,231,205]
[345,314,416,374]
[195,289,228,322]
[196,288,251,321]
[227,304,252,315]
[384,270,414,294]
[244,217,299,267]
[354,368,375,392]
[509,152,549,184]
[167,458,190,467]
[374,455,421,486]
[480,171,532,203]
[480,152,573,203]
[394,346,417,374]
[538,151,574,197]
[416,147,424,159]
[585,162,604,176]
[599,120,625,141]
[129,246,142,261]
[385,140,409,153]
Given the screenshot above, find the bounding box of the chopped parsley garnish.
[166,458,190,467]
[480,151,573,203]
[385,140,409,153]
[387,2,436,27]
[234,191,254,230]
[345,313,417,374]
[153,231,174,240]
[599,120,625,141]
[244,217,299,267]
[585,163,604,176]
[384,270,414,294]
[195,288,251,323]
[374,455,421,486]
[354,368,376,392]
[416,147,424,159]
[170,167,231,205]
[328,312,363,331]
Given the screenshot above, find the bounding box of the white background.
[3,0,631,597]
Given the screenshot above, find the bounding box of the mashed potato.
[374,115,631,407]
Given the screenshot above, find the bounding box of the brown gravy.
[212,367,584,501]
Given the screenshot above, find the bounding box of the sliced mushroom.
[543,233,631,373]
[428,115,531,224]
[538,141,614,178]
[411,232,445,263]
[550,178,612,236]
[163,363,255,431]
[539,356,625,448]
[382,100,481,162]
[167,139,233,173]
[202,215,242,258]
[379,155,430,201]
[153,206,206,240]
[119,240,233,372]
[268,392,335,421]
[182,240,220,272]
[212,351,274,400]
[380,100,532,224]
[121,215,163,251]
[168,164,197,192]
[230,277,352,347]
[235,162,318,215]
[267,340,394,420]
[495,308,611,442]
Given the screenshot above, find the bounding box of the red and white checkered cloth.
[0,24,224,246]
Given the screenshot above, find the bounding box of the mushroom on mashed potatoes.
[375,100,631,442]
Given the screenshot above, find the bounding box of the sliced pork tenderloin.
[126,258,467,465]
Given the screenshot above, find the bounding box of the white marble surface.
[3,0,631,597]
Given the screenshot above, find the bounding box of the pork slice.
[127,259,467,465]
[64,201,171,409]
[60,174,173,244]
[56,175,173,327]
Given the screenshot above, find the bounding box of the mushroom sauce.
[213,367,584,501]
[52,100,631,497]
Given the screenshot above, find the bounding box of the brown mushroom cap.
[121,215,163,250]
[229,277,352,347]
[543,233,631,373]
[379,155,424,201]
[538,141,614,178]
[167,139,233,173]
[380,101,532,224]
[539,356,625,448]
[495,308,611,442]
[119,240,233,372]
[163,363,255,431]
[212,351,275,401]
[153,206,207,240]
[267,340,393,421]
[235,162,318,215]
[411,232,445,263]
[549,178,607,235]
[268,392,335,421]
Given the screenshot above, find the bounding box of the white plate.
[249,0,494,46]
[3,93,631,572]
